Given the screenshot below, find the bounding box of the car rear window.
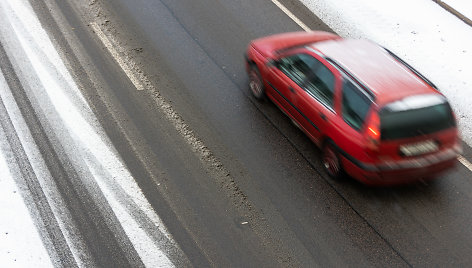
[380,95,455,140]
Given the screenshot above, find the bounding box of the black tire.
[322,142,344,180]
[248,65,265,100]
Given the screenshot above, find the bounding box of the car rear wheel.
[322,142,343,180]
[249,65,265,100]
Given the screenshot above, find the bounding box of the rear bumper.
[342,144,462,185]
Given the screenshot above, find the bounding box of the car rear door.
[336,77,374,163]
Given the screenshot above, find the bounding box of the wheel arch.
[321,136,347,177]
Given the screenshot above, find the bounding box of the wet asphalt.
[29,0,472,266]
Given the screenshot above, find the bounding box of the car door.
[336,76,374,161]
[293,55,339,144]
[265,51,320,129]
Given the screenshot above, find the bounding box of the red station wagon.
[245,31,461,185]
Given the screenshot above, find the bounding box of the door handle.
[320,113,327,121]
[289,87,295,93]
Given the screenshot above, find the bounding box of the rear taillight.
[365,112,380,151]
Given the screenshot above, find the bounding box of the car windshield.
[380,95,455,140]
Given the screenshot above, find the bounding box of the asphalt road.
[18,0,472,266]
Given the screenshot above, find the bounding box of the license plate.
[400,140,438,157]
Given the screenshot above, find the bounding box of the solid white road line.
[91,22,146,91]
[90,21,234,191]
[270,0,311,31]
[458,155,472,173]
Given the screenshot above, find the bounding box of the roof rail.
[324,57,376,100]
[383,48,439,90]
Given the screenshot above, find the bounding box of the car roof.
[310,39,438,105]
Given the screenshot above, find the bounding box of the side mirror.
[266,59,278,68]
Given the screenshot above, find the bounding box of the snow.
[0,132,53,268]
[443,0,472,20]
[299,0,472,146]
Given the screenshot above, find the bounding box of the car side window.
[278,54,318,85]
[304,60,335,108]
[342,78,372,130]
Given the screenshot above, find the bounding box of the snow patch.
[0,125,53,267]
